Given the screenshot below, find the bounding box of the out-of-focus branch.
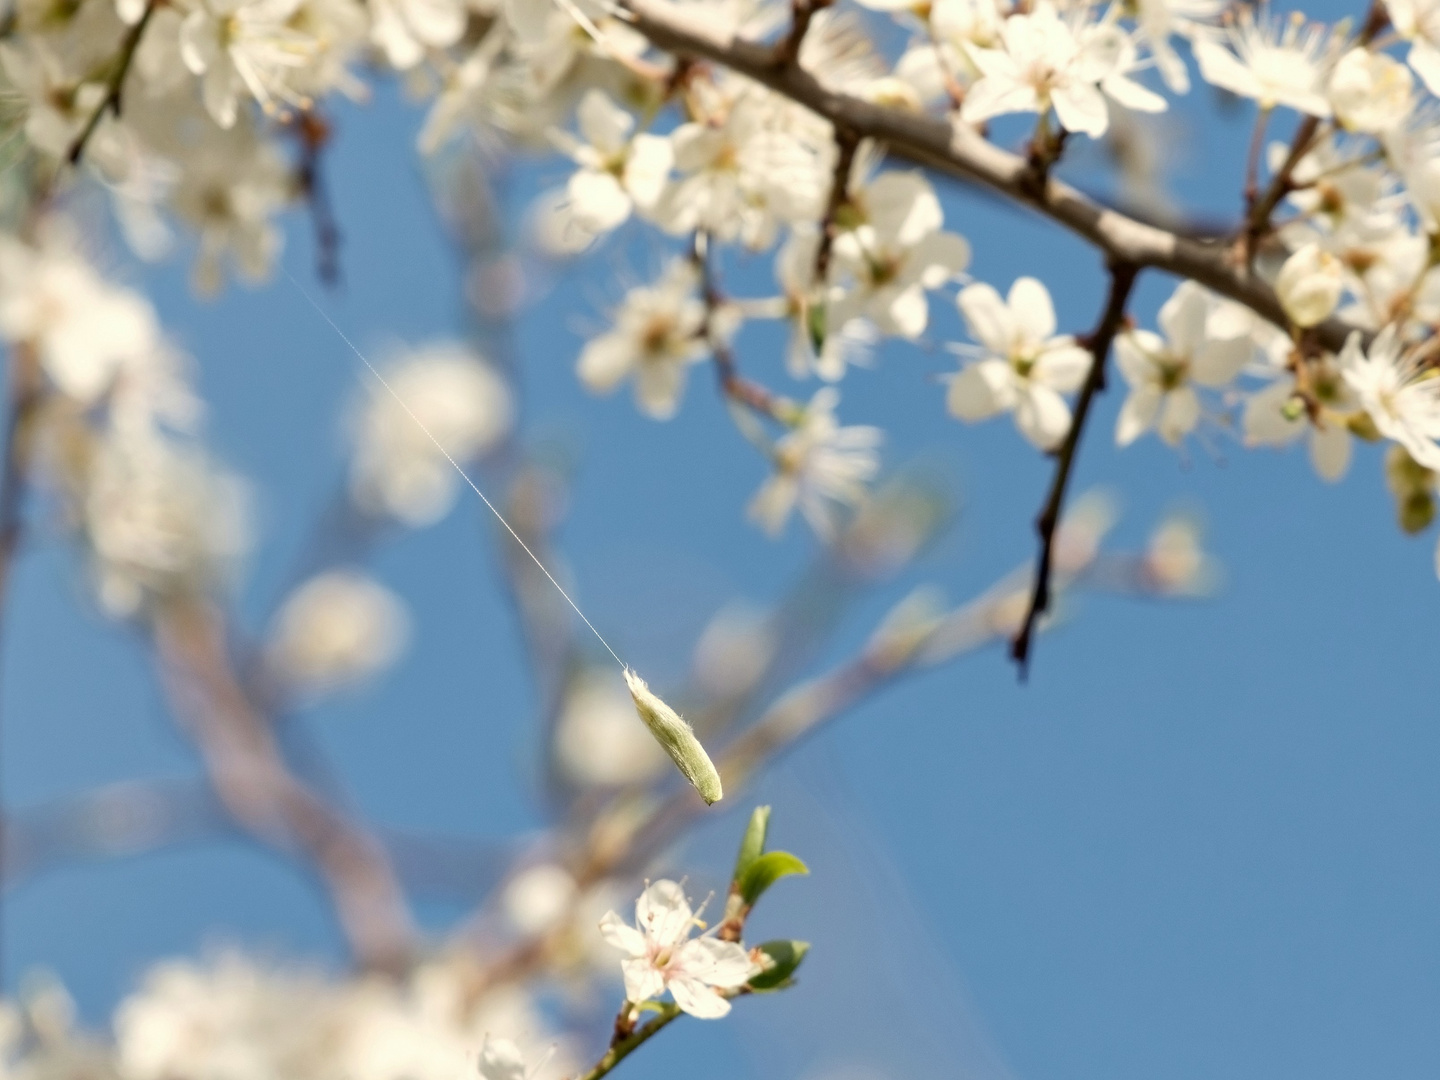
[692,232,787,419]
[621,0,1360,352]
[813,127,859,286]
[153,599,417,973]
[66,0,158,166]
[0,342,42,982]
[1010,262,1139,675]
[289,110,344,287]
[456,523,1194,997]
[1,776,511,901]
[0,344,40,613]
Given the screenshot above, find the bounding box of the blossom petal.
[1309,422,1351,482]
[1015,384,1072,449]
[667,975,732,1019]
[948,359,1016,421]
[1116,386,1161,445]
[957,282,1016,356]
[621,956,666,1005]
[1008,277,1056,341]
[599,910,648,957]
[674,936,755,989]
[635,879,693,947]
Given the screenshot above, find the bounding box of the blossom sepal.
[746,940,811,992]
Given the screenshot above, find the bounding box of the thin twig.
[771,0,832,68]
[1010,261,1140,677]
[290,110,344,287]
[574,1003,684,1080]
[66,0,158,166]
[812,127,858,287]
[692,233,786,419]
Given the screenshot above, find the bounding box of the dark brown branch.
[771,0,832,68]
[621,0,1360,352]
[1010,260,1141,677]
[66,0,158,166]
[812,127,858,287]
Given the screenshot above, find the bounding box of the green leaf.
[748,940,810,991]
[738,850,808,906]
[732,805,771,885]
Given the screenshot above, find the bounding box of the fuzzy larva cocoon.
[623,668,723,805]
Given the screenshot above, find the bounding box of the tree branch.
[153,599,417,973]
[621,0,1358,351]
[66,0,158,166]
[1010,261,1139,676]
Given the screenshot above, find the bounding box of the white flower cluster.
[7,0,1440,566]
[0,953,572,1080]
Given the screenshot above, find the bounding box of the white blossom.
[1113,282,1254,446]
[748,387,882,539]
[264,570,410,696]
[576,258,710,419]
[947,276,1091,450]
[350,343,513,525]
[0,228,161,405]
[1386,0,1440,95]
[1328,47,1414,134]
[828,169,970,339]
[960,2,1165,138]
[554,668,668,787]
[1275,242,1344,327]
[179,0,317,127]
[84,429,250,617]
[1342,327,1440,470]
[370,0,467,70]
[1242,356,1356,481]
[547,90,673,244]
[598,880,754,1018]
[1193,9,1339,116]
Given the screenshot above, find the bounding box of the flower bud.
[624,669,723,805]
[1276,243,1343,328]
[1330,48,1413,134]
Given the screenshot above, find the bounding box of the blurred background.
[5,10,1440,1079]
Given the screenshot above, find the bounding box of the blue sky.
[4,19,1439,1080]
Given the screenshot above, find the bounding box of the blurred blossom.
[83,429,250,618]
[1052,489,1119,576]
[748,388,882,540]
[502,863,578,935]
[115,952,571,1080]
[554,669,668,787]
[1144,513,1217,595]
[866,586,946,669]
[116,953,337,1080]
[692,601,775,700]
[350,343,513,526]
[0,223,161,406]
[264,569,409,698]
[835,476,949,580]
